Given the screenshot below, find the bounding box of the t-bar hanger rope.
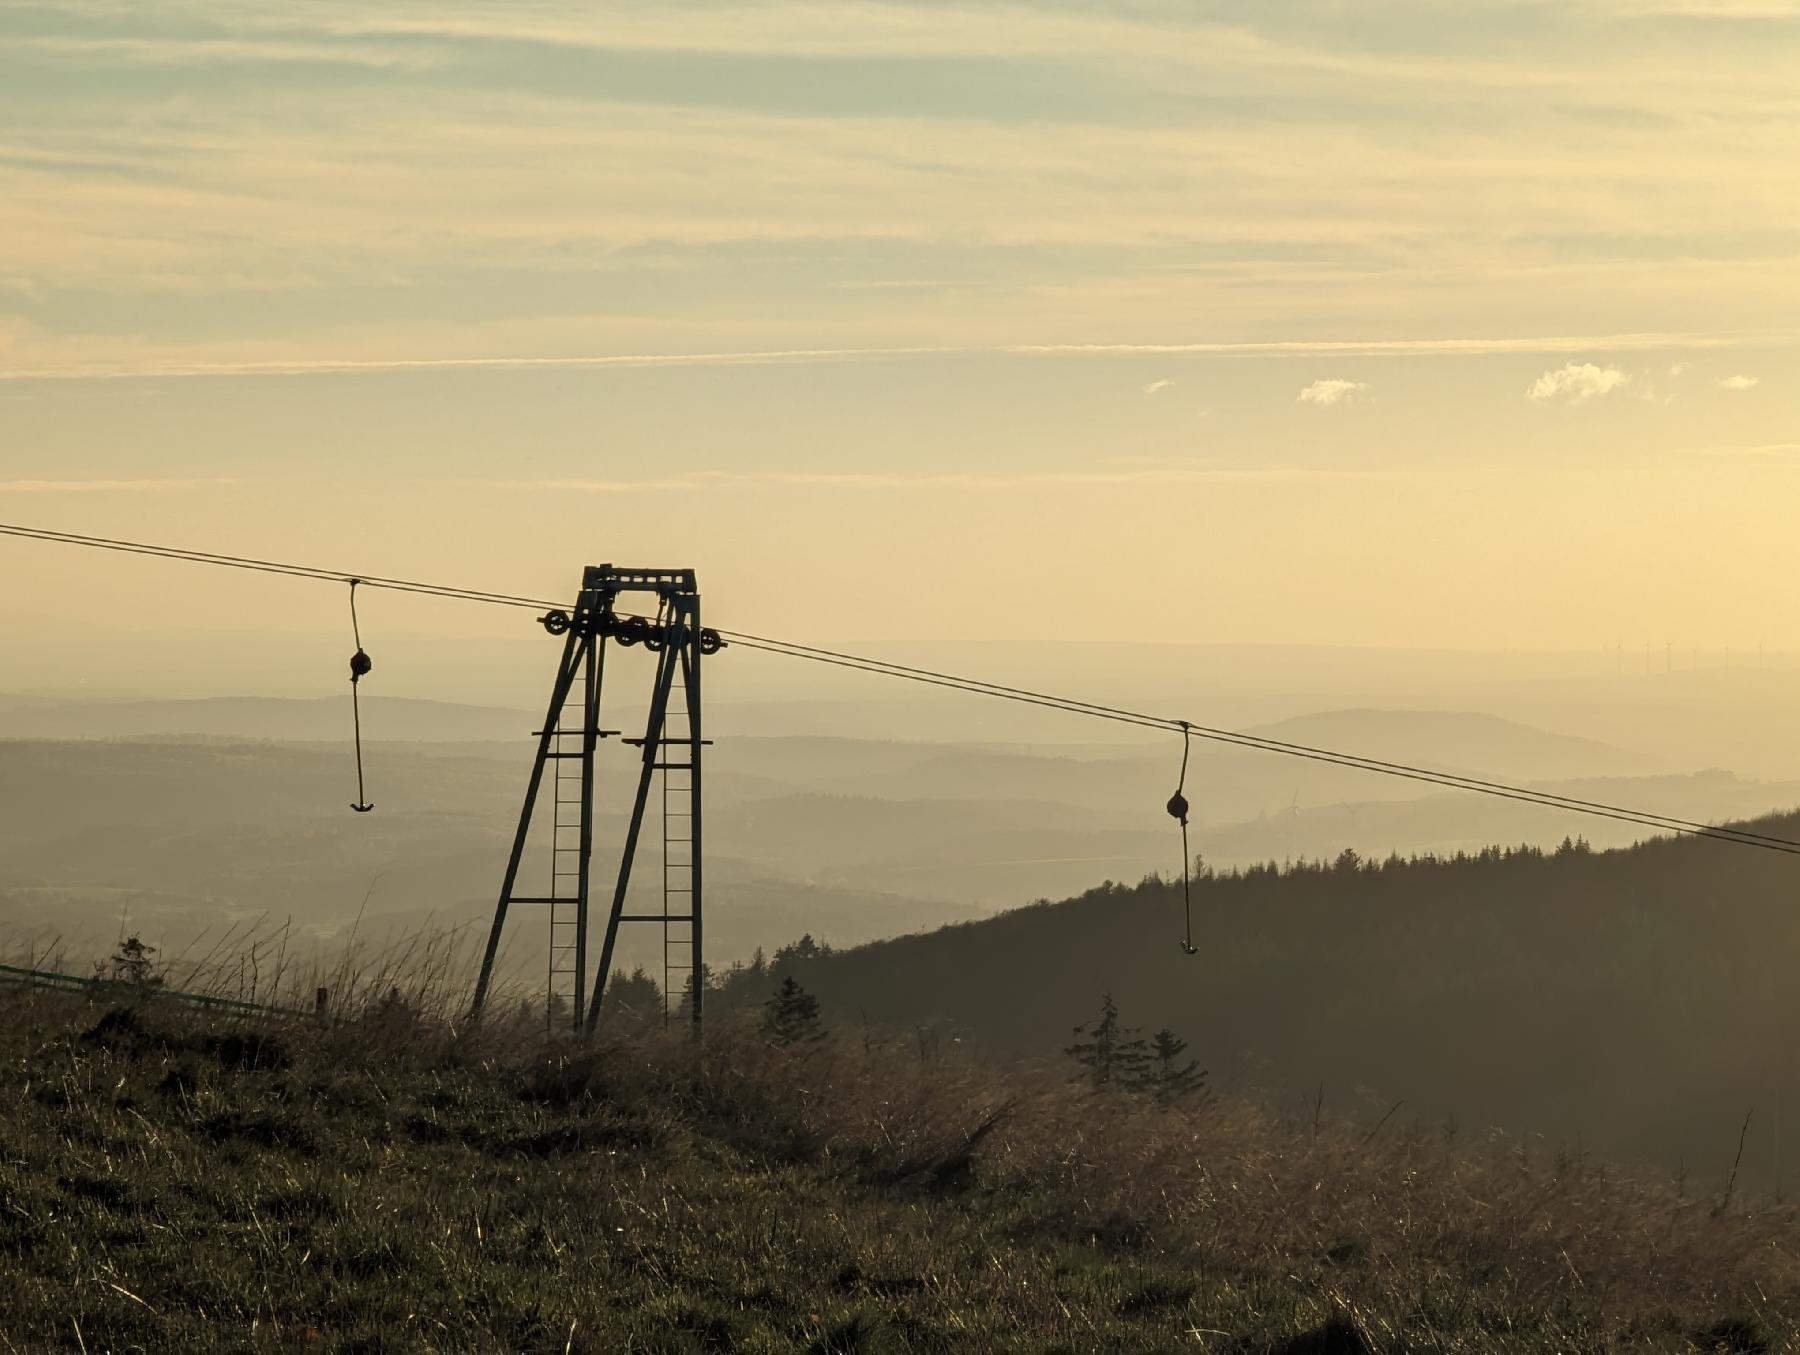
[1167,721,1197,956]
[348,580,374,813]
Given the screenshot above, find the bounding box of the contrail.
[0,329,1789,381]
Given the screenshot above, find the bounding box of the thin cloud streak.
[0,478,236,493]
[0,330,1786,382]
[1597,1,1800,15]
[208,2,1800,99]
[464,466,1381,495]
[1688,441,1800,458]
[8,34,437,69]
[1098,454,1224,468]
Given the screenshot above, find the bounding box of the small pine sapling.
[100,934,162,990]
[762,976,826,1045]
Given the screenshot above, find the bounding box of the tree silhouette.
[603,966,663,1028]
[762,976,825,1045]
[1139,1028,1208,1106]
[1065,993,1149,1089]
[773,934,832,968]
[102,934,161,989]
[675,962,718,1024]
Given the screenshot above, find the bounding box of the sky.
[2,0,1798,678]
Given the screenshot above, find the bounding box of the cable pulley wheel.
[699,629,723,655]
[617,615,650,647]
[540,610,571,636]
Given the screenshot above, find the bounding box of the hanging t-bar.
[347,579,374,813]
[1167,720,1197,955]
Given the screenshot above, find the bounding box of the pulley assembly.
[539,606,723,654]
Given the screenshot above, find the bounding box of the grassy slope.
[0,992,1794,1353]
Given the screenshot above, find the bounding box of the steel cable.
[5,519,1800,857]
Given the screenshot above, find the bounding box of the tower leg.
[471,629,587,1019]
[683,610,704,1036]
[584,640,679,1036]
[570,636,604,1029]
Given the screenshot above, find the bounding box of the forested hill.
[715,811,1800,1191]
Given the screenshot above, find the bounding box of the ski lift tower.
[469,565,721,1035]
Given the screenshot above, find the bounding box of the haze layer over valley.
[4,636,1796,992]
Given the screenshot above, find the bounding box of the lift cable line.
[710,632,1800,857]
[0,521,558,611]
[4,518,1800,859]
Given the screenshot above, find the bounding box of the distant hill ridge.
[0,694,535,743]
[1241,707,1652,780]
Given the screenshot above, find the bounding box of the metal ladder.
[545,689,586,1028]
[659,672,698,1024]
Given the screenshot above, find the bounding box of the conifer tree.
[762,976,826,1045]
[605,966,663,1026]
[675,962,716,1024]
[774,934,831,966]
[1138,1027,1208,1106]
[103,935,161,989]
[1065,993,1149,1089]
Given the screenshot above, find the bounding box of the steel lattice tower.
[469,564,718,1034]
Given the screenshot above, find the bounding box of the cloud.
[463,465,1376,495]
[1526,362,1633,404]
[1718,373,1760,390]
[1687,441,1800,459]
[1142,378,1173,396]
[4,330,1784,383]
[1100,454,1223,468]
[0,348,950,383]
[1297,379,1367,407]
[1010,331,1776,359]
[10,0,1800,382]
[1668,361,1690,377]
[7,33,433,70]
[0,478,234,492]
[1597,1,1800,16]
